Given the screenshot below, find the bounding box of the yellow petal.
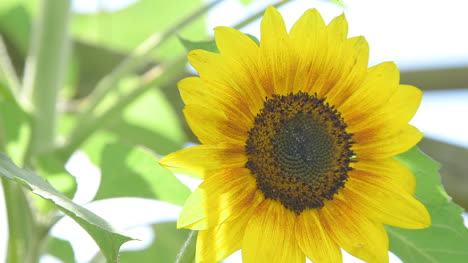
[196,205,255,263]
[177,168,260,230]
[179,77,254,124]
[290,8,327,43]
[259,6,294,95]
[214,26,259,64]
[314,13,354,99]
[320,199,389,263]
[159,143,247,179]
[296,209,342,263]
[187,49,264,113]
[242,200,305,263]
[260,6,288,48]
[339,62,399,120]
[214,26,269,102]
[324,36,369,106]
[353,124,423,159]
[342,170,431,229]
[327,13,348,41]
[183,104,248,145]
[350,158,416,194]
[289,9,328,93]
[348,84,422,139]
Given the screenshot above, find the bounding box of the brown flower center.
[245,92,355,214]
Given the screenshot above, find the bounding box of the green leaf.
[0,5,31,57]
[0,0,38,14]
[45,237,76,263]
[178,33,259,53]
[388,147,468,263]
[71,0,206,61]
[0,100,30,164]
[178,36,219,53]
[104,79,187,155]
[36,153,77,199]
[0,153,134,263]
[328,0,347,8]
[0,5,32,79]
[119,222,191,263]
[246,33,260,45]
[239,0,256,5]
[95,143,191,206]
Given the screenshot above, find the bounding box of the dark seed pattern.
[245,92,355,214]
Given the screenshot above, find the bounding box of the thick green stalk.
[1,1,71,262]
[22,0,72,164]
[1,178,37,263]
[0,116,29,263]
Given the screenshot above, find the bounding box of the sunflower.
[160,6,430,263]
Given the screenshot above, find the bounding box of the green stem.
[22,0,72,164]
[0,34,21,100]
[175,231,197,263]
[1,178,37,263]
[74,0,225,125]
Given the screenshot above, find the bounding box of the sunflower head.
[161,6,430,263]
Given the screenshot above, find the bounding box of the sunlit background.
[1,0,467,262]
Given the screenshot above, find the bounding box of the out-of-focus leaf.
[0,81,14,102]
[246,33,260,45]
[0,5,30,56]
[119,222,190,263]
[0,4,31,77]
[105,81,187,155]
[0,0,38,14]
[70,41,156,99]
[178,33,259,53]
[328,0,347,8]
[387,147,468,262]
[0,100,30,164]
[239,0,256,5]
[0,153,134,263]
[419,137,468,210]
[34,153,77,210]
[45,237,76,263]
[107,117,183,155]
[178,36,219,53]
[81,130,118,166]
[30,149,78,215]
[95,143,191,206]
[71,0,205,61]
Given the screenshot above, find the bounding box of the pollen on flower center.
[245,92,355,214]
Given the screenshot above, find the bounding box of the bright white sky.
[1,0,467,262]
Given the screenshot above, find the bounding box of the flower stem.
[175,231,197,263]
[1,178,37,263]
[21,0,71,164]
